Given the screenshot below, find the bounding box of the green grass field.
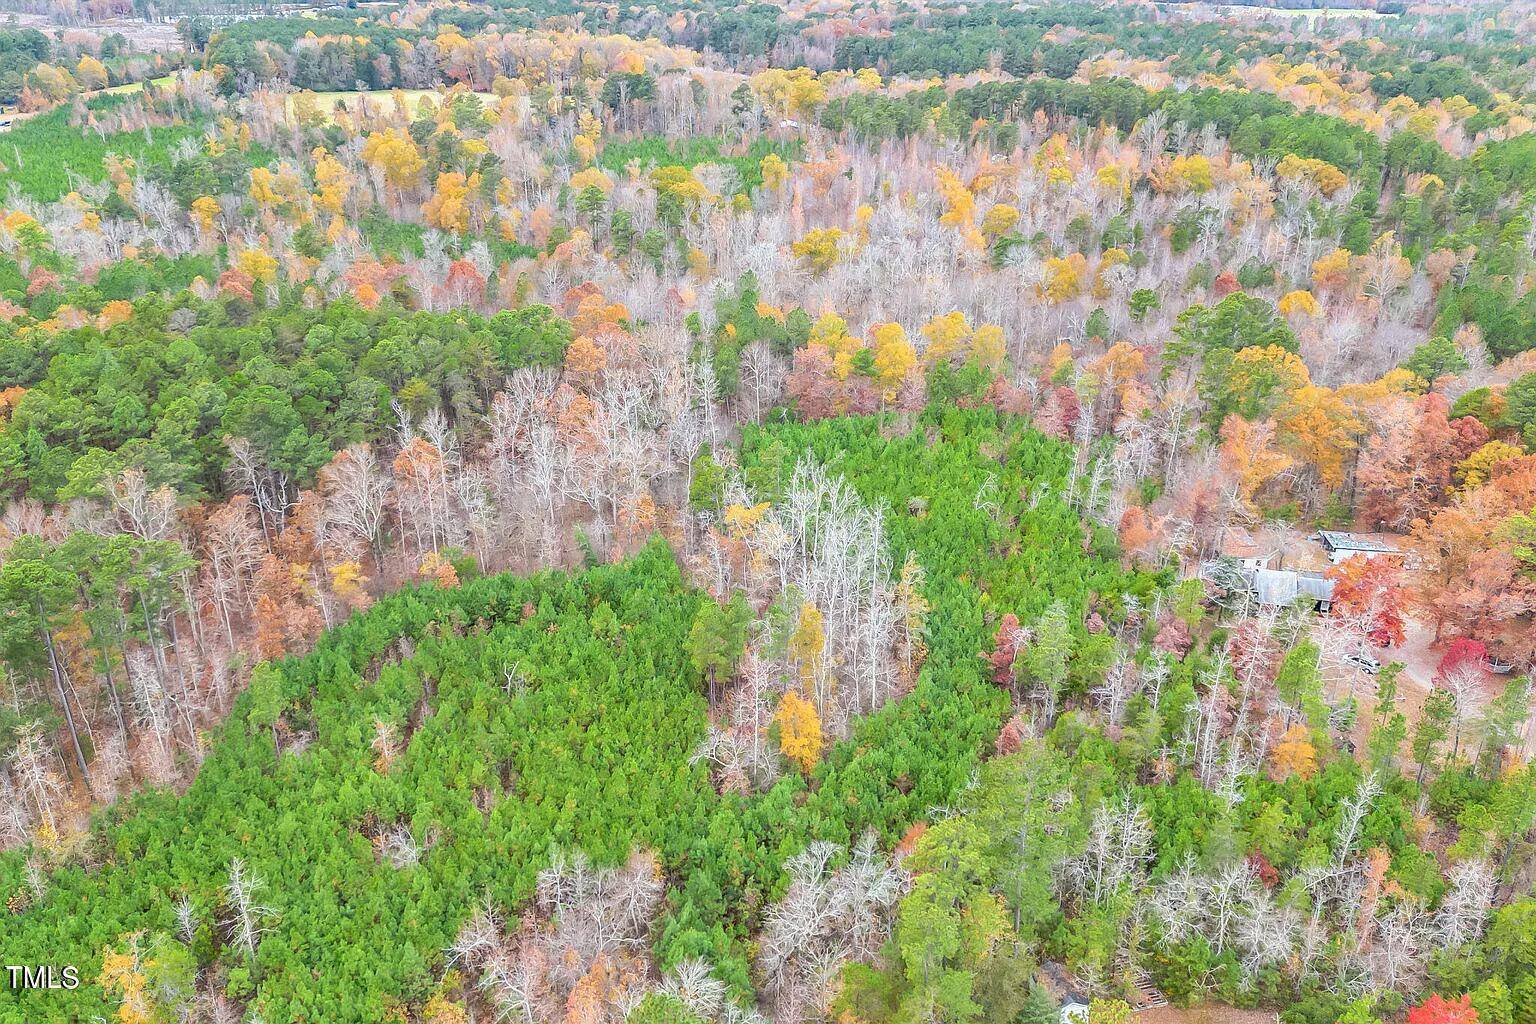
[98,75,175,97]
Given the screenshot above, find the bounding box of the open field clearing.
[288,88,501,121]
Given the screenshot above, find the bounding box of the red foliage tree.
[1450,415,1490,457]
[1436,637,1488,681]
[251,553,323,660]
[216,267,255,302]
[995,713,1029,756]
[987,613,1022,686]
[1153,616,1192,659]
[1358,393,1462,530]
[1118,505,1157,564]
[1035,385,1080,441]
[1406,994,1478,1024]
[844,375,881,416]
[1327,554,1408,647]
[438,258,487,310]
[26,266,59,297]
[1246,851,1279,888]
[985,377,1031,417]
[786,344,840,420]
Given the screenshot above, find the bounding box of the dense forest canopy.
[0,2,1534,1024]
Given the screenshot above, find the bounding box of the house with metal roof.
[1316,531,1403,564]
[1203,560,1337,612]
[1254,568,1336,611]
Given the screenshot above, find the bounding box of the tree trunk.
[37,602,90,784]
[81,587,129,737]
[100,648,129,737]
[141,590,198,748]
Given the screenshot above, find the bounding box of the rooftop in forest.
[1317,530,1401,555]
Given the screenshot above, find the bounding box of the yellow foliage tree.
[808,312,850,346]
[105,153,135,203]
[752,67,827,119]
[75,54,108,90]
[790,227,845,276]
[1087,998,1134,1024]
[760,152,789,191]
[248,167,282,208]
[853,203,874,242]
[1277,289,1321,317]
[1095,163,1133,199]
[894,552,930,671]
[870,322,917,398]
[1156,154,1214,194]
[921,310,973,366]
[236,248,278,284]
[361,128,425,193]
[722,501,771,539]
[98,936,155,1024]
[1039,253,1088,303]
[1275,153,1348,197]
[935,167,975,228]
[570,166,614,193]
[564,333,609,387]
[290,91,325,131]
[417,551,461,588]
[1311,247,1352,291]
[1406,108,1441,136]
[25,63,78,106]
[1276,384,1362,490]
[423,171,480,233]
[1457,440,1522,489]
[97,300,133,328]
[807,312,860,378]
[971,324,1006,372]
[1093,340,1144,386]
[980,203,1019,238]
[1229,344,1311,411]
[423,993,469,1024]
[1219,415,1294,508]
[775,690,823,774]
[1033,134,1073,184]
[190,196,220,233]
[1271,722,1318,780]
[330,561,371,609]
[312,149,350,215]
[789,600,826,690]
[651,165,713,212]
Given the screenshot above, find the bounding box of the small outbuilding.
[1060,997,1091,1023]
[1316,531,1402,564]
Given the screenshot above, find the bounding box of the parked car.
[1344,652,1381,674]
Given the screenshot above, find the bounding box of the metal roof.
[1318,530,1400,554]
[1253,568,1335,606]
